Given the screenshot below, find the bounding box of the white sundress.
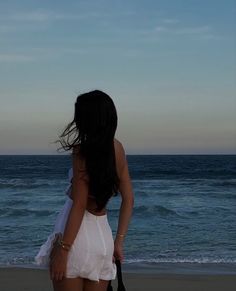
[34,168,117,281]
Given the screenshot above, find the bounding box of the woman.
[35,90,134,291]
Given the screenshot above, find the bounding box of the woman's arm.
[114,143,134,261]
[62,146,89,246]
[50,147,88,281]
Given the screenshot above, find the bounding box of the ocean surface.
[0,154,236,274]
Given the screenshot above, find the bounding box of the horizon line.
[0,153,235,156]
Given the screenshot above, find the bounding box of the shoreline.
[1,261,236,275]
[0,267,236,291]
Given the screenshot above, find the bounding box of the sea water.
[0,155,235,274]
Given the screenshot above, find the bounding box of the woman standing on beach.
[46,90,133,291]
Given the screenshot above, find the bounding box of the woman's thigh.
[52,277,83,291]
[83,279,109,291]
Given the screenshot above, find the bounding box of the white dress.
[34,168,116,281]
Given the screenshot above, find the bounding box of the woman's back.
[72,138,126,216]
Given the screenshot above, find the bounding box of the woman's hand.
[49,243,68,281]
[114,238,124,262]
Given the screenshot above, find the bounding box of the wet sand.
[0,267,236,291]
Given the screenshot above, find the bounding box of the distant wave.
[1,256,236,268]
[0,207,54,217]
[125,257,236,264]
[134,205,180,217]
[108,205,182,217]
[0,178,67,189]
[4,200,29,206]
[210,179,236,187]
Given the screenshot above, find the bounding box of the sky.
[0,0,235,155]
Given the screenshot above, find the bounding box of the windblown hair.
[55,90,120,211]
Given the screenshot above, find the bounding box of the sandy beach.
[0,267,236,291]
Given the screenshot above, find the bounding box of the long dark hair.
[55,90,120,211]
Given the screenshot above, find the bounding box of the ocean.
[0,155,236,274]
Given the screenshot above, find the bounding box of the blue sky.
[0,0,235,154]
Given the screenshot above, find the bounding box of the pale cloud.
[0,46,95,63]
[199,34,223,40]
[138,23,218,41]
[161,18,179,24]
[0,10,61,22]
[154,26,168,32]
[174,25,211,35]
[0,10,104,35]
[0,23,48,34]
[0,54,34,62]
[0,10,103,23]
[0,9,217,40]
[153,25,211,36]
[9,11,61,22]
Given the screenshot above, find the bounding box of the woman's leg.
[83,279,109,291]
[52,277,83,291]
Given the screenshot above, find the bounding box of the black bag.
[107,260,126,291]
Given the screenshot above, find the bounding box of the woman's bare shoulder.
[114,138,126,174]
[114,138,125,155]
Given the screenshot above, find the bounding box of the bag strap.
[115,259,126,291]
[107,260,126,291]
[107,280,113,291]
